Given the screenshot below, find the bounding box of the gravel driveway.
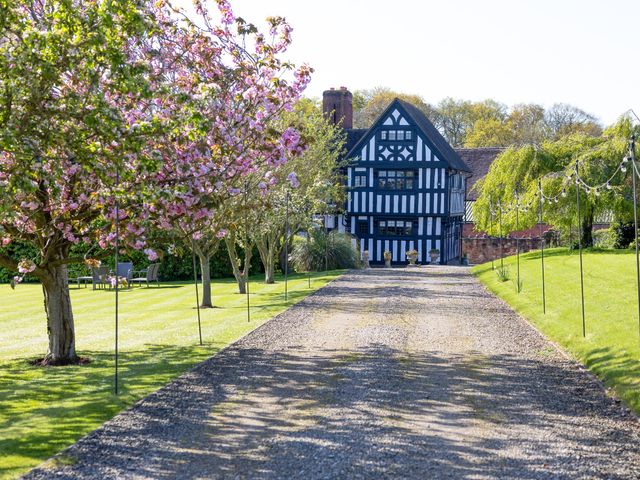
[25,267,640,479]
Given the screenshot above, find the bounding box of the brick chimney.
[322,86,353,129]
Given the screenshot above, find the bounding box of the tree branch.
[0,251,18,271]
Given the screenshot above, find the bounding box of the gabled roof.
[397,99,471,173]
[345,129,367,154]
[455,147,503,200]
[345,98,471,173]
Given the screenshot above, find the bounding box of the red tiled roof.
[456,147,503,201]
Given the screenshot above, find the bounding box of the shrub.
[593,228,614,249]
[290,229,361,271]
[610,222,636,249]
[1,241,263,283]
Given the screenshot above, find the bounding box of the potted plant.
[406,249,418,266]
[461,252,469,266]
[383,250,392,268]
[429,248,440,264]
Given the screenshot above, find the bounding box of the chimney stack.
[322,86,352,129]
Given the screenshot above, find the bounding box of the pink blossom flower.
[144,248,158,261]
[18,259,36,273]
[287,172,300,188]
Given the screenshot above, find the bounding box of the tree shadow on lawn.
[0,343,222,479]
[582,346,640,413]
[23,344,640,480]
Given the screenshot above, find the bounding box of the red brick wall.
[462,237,544,264]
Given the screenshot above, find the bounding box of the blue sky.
[182,0,639,125]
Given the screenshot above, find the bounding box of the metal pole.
[307,225,311,288]
[114,165,119,395]
[539,180,546,314]
[244,183,250,323]
[630,134,640,337]
[515,193,520,292]
[499,203,504,270]
[325,214,328,272]
[489,201,495,270]
[575,163,586,337]
[284,190,289,301]
[191,241,202,345]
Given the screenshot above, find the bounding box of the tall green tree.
[255,102,345,284]
[473,120,632,246]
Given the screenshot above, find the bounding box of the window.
[380,130,412,141]
[377,170,415,190]
[357,220,369,236]
[354,174,367,187]
[378,219,414,236]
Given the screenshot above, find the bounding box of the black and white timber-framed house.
[323,87,472,265]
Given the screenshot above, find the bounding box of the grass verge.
[473,248,640,415]
[0,271,341,479]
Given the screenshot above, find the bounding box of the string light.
[489,149,632,221]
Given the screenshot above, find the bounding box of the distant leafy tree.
[464,118,514,148]
[353,88,604,150]
[545,103,602,139]
[507,104,550,146]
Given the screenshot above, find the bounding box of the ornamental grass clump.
[290,230,360,271]
[496,266,510,282]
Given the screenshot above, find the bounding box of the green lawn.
[473,248,640,414]
[0,271,341,479]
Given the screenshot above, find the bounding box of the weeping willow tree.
[472,118,634,246]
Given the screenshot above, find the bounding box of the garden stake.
[575,163,586,337]
[630,134,640,337]
[114,165,119,395]
[515,192,520,293]
[191,240,203,346]
[325,214,329,272]
[307,228,312,288]
[499,203,504,270]
[489,200,495,270]
[284,190,289,301]
[244,182,250,323]
[538,180,546,314]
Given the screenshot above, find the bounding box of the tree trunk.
[256,238,276,284]
[41,263,78,365]
[581,210,594,247]
[198,253,213,308]
[264,252,275,284]
[224,234,251,293]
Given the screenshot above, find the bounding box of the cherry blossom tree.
[157,0,311,306]
[0,0,310,364]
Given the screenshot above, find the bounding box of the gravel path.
[25,267,640,479]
